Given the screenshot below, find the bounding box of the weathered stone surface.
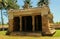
[7,6,55,36]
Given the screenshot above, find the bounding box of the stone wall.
[42,15,50,34]
[7,6,55,36]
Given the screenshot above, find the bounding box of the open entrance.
[22,17,25,31]
[13,17,20,32]
[22,16,32,32]
[35,15,42,32]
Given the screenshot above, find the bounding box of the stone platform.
[10,32,42,36]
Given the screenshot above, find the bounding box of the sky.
[0,0,60,24]
[49,0,60,22]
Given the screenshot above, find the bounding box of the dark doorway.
[22,17,25,31]
[22,16,32,32]
[26,16,32,32]
[35,15,42,32]
[13,17,20,32]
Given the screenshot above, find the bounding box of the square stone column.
[20,16,22,32]
[35,16,38,31]
[8,13,14,32]
[32,16,35,32]
[8,19,13,32]
[42,15,50,34]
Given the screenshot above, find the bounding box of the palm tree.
[5,0,19,10]
[23,0,32,9]
[0,0,19,31]
[0,0,8,31]
[37,0,49,7]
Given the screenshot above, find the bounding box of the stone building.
[7,5,55,36]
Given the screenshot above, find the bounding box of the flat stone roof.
[8,6,49,13]
[8,6,49,16]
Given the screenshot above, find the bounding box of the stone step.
[10,32,42,36]
[50,29,56,34]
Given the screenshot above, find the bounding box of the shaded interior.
[35,15,42,32]
[13,15,42,32]
[13,17,20,32]
[22,16,32,32]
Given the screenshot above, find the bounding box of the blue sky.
[49,0,60,22]
[0,0,60,24]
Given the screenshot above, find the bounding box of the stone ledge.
[42,29,56,36]
[10,32,42,36]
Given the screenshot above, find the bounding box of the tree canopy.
[38,0,49,7]
[6,0,19,10]
[23,0,32,8]
[23,0,49,8]
[24,0,30,4]
[0,0,20,10]
[0,0,20,29]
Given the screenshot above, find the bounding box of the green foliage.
[0,0,2,2]
[0,0,19,31]
[0,3,3,9]
[23,0,32,8]
[55,22,60,24]
[2,0,8,7]
[5,0,20,10]
[0,0,8,9]
[25,0,30,4]
[37,0,49,7]
[0,31,6,35]
[0,22,1,24]
[53,30,60,37]
[0,0,20,10]
[44,0,49,5]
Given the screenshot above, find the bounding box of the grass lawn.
[0,31,6,35]
[53,29,60,37]
[0,30,60,39]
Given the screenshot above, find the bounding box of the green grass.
[0,31,6,35]
[0,30,60,39]
[53,29,60,37]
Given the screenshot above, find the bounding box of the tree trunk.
[1,9,4,31]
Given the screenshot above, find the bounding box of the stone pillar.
[8,13,14,32]
[42,15,49,34]
[8,19,13,32]
[32,16,35,32]
[36,16,38,30]
[20,16,22,32]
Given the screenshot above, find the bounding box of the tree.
[0,0,5,30]
[0,0,19,31]
[23,0,32,9]
[5,0,19,10]
[37,0,49,7]
[55,22,60,24]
